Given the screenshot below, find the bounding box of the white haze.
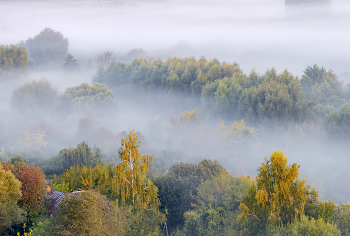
[1,0,350,202]
[1,0,350,75]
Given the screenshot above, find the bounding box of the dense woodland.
[1,27,350,235]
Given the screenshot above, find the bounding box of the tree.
[21,28,68,67]
[324,104,350,139]
[119,48,147,62]
[181,171,253,235]
[56,83,115,113]
[10,79,58,113]
[238,150,318,235]
[95,51,117,70]
[1,161,47,212]
[333,202,350,236]
[53,190,127,236]
[62,53,79,71]
[0,163,26,233]
[115,130,165,235]
[45,142,103,176]
[0,45,28,78]
[269,214,340,236]
[301,64,343,105]
[52,131,165,235]
[153,159,225,233]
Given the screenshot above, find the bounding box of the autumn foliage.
[2,161,46,212]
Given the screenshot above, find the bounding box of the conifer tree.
[62,53,79,71]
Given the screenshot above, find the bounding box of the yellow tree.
[0,163,26,233]
[115,130,156,209]
[114,130,165,235]
[238,150,318,235]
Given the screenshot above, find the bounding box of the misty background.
[1,0,350,203]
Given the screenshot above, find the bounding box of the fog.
[1,0,350,203]
[1,0,350,75]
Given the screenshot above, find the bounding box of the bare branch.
[95,51,118,70]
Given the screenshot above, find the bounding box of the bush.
[53,191,127,236]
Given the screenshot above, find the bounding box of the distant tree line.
[93,57,350,135]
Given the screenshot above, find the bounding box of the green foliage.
[92,56,240,96]
[181,171,253,235]
[21,28,68,68]
[203,68,313,125]
[269,214,340,236]
[334,202,350,236]
[314,200,337,223]
[324,104,350,139]
[45,142,103,176]
[53,190,127,236]
[153,159,225,233]
[62,53,79,71]
[11,79,58,113]
[56,82,115,113]
[52,131,165,235]
[51,164,118,196]
[0,44,28,78]
[1,161,47,212]
[30,216,53,236]
[50,182,71,193]
[238,150,318,235]
[0,163,26,233]
[301,64,343,104]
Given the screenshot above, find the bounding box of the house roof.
[47,190,67,214]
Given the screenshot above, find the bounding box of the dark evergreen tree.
[62,53,79,71]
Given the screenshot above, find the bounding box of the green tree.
[0,45,28,78]
[0,163,26,233]
[45,142,103,176]
[56,83,115,113]
[51,131,165,236]
[62,53,79,71]
[153,159,225,233]
[324,104,350,139]
[21,28,68,68]
[301,64,342,98]
[181,171,253,236]
[238,150,318,235]
[166,69,183,93]
[333,202,350,236]
[269,214,340,236]
[10,79,58,113]
[53,190,127,236]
